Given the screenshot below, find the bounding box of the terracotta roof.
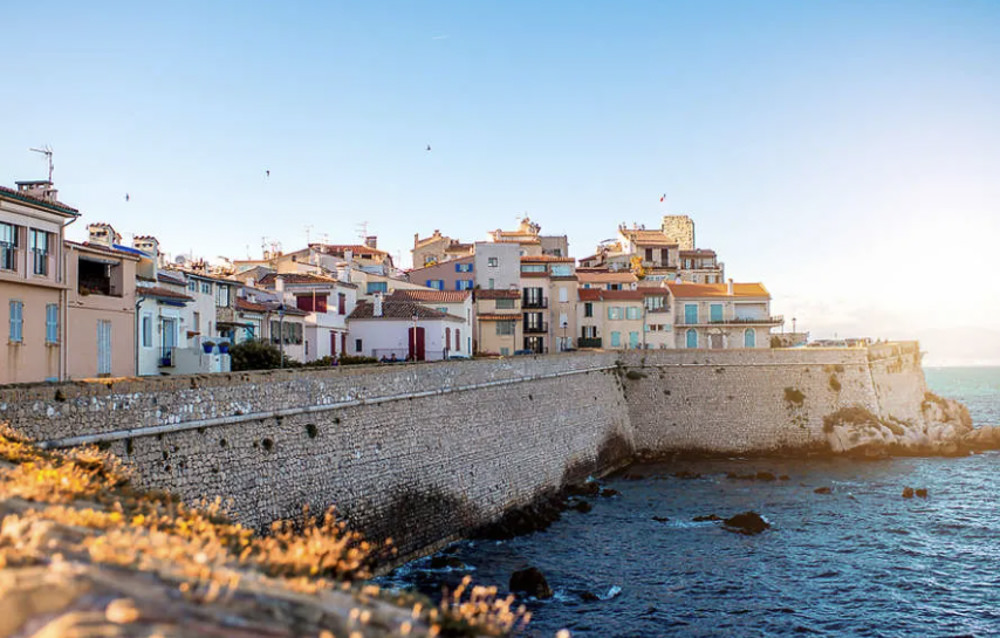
[475,289,520,299]
[157,272,187,286]
[389,289,471,303]
[577,271,638,284]
[258,272,351,287]
[348,300,463,321]
[621,229,677,247]
[406,255,473,275]
[313,243,389,256]
[491,237,541,244]
[64,240,141,261]
[445,243,474,253]
[578,289,645,302]
[138,286,192,302]
[235,297,270,313]
[477,313,521,321]
[679,249,717,257]
[667,282,770,299]
[0,184,79,216]
[520,255,574,263]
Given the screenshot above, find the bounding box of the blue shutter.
[9,301,22,342]
[46,303,58,342]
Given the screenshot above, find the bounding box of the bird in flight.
[266,169,270,177]
[125,193,130,202]
[426,144,432,151]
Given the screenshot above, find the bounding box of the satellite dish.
[175,255,187,265]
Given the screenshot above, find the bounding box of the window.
[355,338,363,353]
[456,279,473,291]
[426,279,444,290]
[0,222,18,271]
[558,287,568,303]
[608,306,623,320]
[188,280,198,292]
[496,298,515,310]
[142,314,153,347]
[744,328,756,348]
[684,303,699,324]
[367,281,388,294]
[9,300,23,343]
[559,313,568,328]
[645,296,666,311]
[496,321,515,336]
[611,331,621,347]
[338,293,346,315]
[296,294,328,313]
[626,306,641,320]
[608,283,622,291]
[455,262,473,273]
[436,307,448,314]
[584,302,593,317]
[29,229,49,275]
[488,278,495,289]
[710,303,723,322]
[193,311,201,332]
[521,264,546,273]
[551,264,572,277]
[215,285,231,308]
[488,257,498,267]
[686,328,698,349]
[645,248,653,261]
[45,303,59,343]
[500,347,510,356]
[455,328,460,351]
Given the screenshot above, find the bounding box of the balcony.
[578,337,602,348]
[522,297,548,309]
[523,321,548,334]
[709,315,784,326]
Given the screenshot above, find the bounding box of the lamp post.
[278,303,286,368]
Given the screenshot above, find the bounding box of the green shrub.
[338,355,378,366]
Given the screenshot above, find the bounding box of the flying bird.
[266,169,270,177]
[125,193,130,202]
[426,144,432,151]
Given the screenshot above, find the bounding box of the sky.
[2,1,998,365]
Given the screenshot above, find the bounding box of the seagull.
[266,169,270,177]
[125,193,130,202]
[426,144,432,151]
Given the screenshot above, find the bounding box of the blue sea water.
[384,367,1000,637]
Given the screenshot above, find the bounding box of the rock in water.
[915,488,928,498]
[814,487,832,495]
[693,514,722,522]
[510,567,553,599]
[755,471,777,481]
[902,486,915,499]
[723,511,770,535]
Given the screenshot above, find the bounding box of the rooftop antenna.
[305,224,314,245]
[29,145,54,182]
[356,221,369,242]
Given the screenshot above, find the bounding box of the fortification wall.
[0,345,931,560]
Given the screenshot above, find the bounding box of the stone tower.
[661,215,695,251]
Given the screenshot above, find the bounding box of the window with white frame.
[558,287,568,303]
[142,314,153,347]
[29,229,49,275]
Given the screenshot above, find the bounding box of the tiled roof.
[137,286,192,302]
[0,184,79,216]
[477,313,521,321]
[235,297,270,313]
[520,255,574,263]
[621,229,677,247]
[157,271,187,286]
[679,249,717,257]
[348,300,463,321]
[577,271,638,284]
[314,243,389,256]
[390,289,471,303]
[406,254,473,274]
[578,289,645,302]
[475,289,520,299]
[491,237,540,244]
[258,272,350,287]
[667,282,770,299]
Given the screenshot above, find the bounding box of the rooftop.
[667,282,770,299]
[389,289,471,303]
[348,300,463,321]
[475,289,520,300]
[0,184,79,216]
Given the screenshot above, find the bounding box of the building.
[576,270,638,291]
[519,255,577,353]
[411,230,474,267]
[576,289,646,349]
[473,241,520,290]
[65,227,140,378]
[347,296,467,361]
[0,181,79,384]
[233,237,395,278]
[487,216,568,258]
[667,280,782,349]
[389,289,473,354]
[257,272,357,361]
[405,254,475,292]
[474,289,522,356]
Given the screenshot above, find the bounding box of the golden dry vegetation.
[0,424,532,637]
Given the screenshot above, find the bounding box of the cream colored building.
[473,289,522,356]
[577,289,646,350]
[411,229,474,267]
[668,281,782,349]
[0,181,79,384]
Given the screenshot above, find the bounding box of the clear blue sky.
[3,1,998,364]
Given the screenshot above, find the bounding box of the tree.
[228,339,284,371]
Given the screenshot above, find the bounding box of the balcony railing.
[709,315,784,325]
[578,337,602,348]
[522,297,548,309]
[523,321,548,334]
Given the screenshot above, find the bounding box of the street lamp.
[278,303,286,368]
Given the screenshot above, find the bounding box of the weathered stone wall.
[0,344,931,560]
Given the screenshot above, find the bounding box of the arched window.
[686,329,698,349]
[744,328,756,348]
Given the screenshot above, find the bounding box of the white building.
[347,296,468,361]
[258,272,357,361]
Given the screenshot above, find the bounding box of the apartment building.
[473,289,522,356]
[668,280,782,349]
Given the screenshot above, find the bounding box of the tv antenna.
[355,221,369,241]
[29,146,54,182]
[305,224,314,245]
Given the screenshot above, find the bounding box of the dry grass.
[0,424,532,636]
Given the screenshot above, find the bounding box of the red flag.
[659,193,666,202]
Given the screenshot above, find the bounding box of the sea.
[381,366,1000,637]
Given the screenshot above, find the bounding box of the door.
[408,326,426,361]
[161,318,177,365]
[330,330,337,356]
[445,327,451,356]
[97,320,112,376]
[744,328,756,348]
[341,332,346,355]
[686,328,698,349]
[629,331,640,348]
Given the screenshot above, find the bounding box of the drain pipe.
[59,215,79,381]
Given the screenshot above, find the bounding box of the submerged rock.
[510,567,553,599]
[755,471,777,481]
[902,486,915,499]
[673,470,701,479]
[429,555,466,569]
[652,516,670,523]
[693,514,721,522]
[723,511,770,535]
[813,487,832,495]
[600,488,620,498]
[915,488,929,498]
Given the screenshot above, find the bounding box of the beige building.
[519,255,577,353]
[577,289,646,349]
[488,216,568,258]
[65,237,139,378]
[668,281,782,349]
[0,181,79,384]
[473,289,522,356]
[411,230,474,268]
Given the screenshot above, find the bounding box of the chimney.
[275,275,285,293]
[727,278,734,295]
[337,263,350,282]
[344,249,353,262]
[373,292,383,317]
[15,180,58,202]
[87,223,121,248]
[364,235,377,249]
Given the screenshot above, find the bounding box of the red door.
[408,326,426,361]
[330,331,337,356]
[340,333,346,355]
